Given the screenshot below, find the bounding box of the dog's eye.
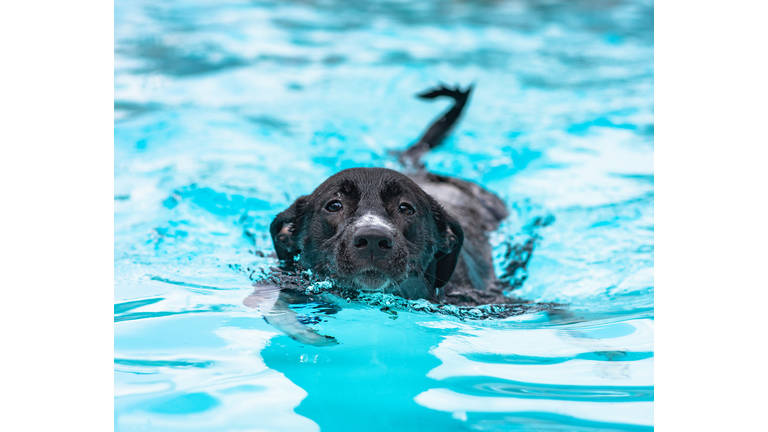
[325,201,343,212]
[398,203,415,215]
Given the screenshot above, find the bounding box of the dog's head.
[270,168,463,298]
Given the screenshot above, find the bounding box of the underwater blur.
[115,0,654,430]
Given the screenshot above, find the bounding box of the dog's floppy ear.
[426,201,464,289]
[270,196,309,263]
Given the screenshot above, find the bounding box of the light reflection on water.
[115,0,653,430]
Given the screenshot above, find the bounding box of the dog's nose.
[353,226,393,257]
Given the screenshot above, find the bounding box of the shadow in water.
[261,311,469,431]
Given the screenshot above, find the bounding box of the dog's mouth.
[352,269,395,291]
[332,238,412,291]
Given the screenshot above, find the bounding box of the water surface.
[115,0,654,430]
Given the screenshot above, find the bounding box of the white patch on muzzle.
[354,213,395,233]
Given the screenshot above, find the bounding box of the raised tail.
[399,83,474,169]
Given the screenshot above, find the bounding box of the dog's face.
[270,168,463,299]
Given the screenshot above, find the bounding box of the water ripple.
[115,0,653,429]
[437,376,653,402]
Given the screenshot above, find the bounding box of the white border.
[1,1,113,430]
[657,0,768,430]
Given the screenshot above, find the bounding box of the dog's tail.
[399,83,474,169]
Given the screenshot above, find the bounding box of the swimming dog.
[245,84,542,345]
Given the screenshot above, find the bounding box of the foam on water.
[115,0,653,430]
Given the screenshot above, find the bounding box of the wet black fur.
[270,84,527,306]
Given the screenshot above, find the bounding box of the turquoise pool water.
[114,0,654,430]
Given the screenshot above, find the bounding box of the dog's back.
[401,85,518,305]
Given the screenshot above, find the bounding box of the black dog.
[245,84,542,345]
